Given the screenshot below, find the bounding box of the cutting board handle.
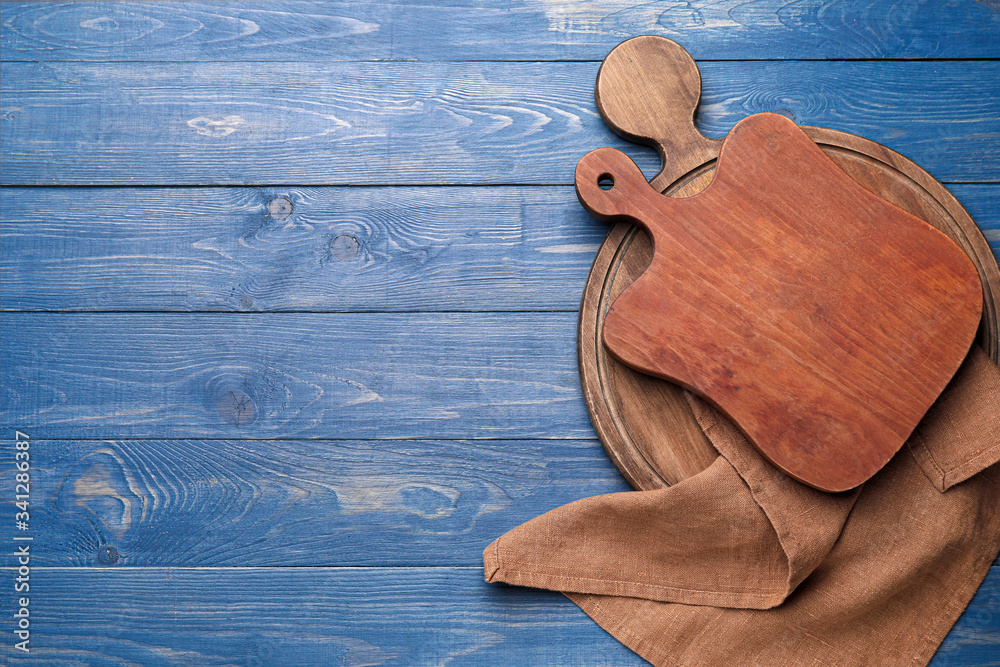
[595,35,721,191]
[575,146,672,234]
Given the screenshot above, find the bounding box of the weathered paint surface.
[1,1,997,664]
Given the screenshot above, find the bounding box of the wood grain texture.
[3,1,999,62]
[1,183,995,314]
[957,185,1000,259]
[0,567,650,665]
[2,4,999,663]
[577,114,982,491]
[0,186,603,312]
[4,430,1000,581]
[0,312,595,439]
[1,567,996,666]
[2,61,999,185]
[0,438,628,567]
[6,435,996,570]
[595,35,723,191]
[580,171,1000,491]
[578,36,1000,495]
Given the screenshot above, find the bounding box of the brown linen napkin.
[485,346,1000,666]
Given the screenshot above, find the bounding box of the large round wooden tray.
[579,113,1000,493]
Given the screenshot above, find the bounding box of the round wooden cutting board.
[578,37,1000,492]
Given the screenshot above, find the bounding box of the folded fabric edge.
[906,346,1000,492]
[483,537,790,610]
[682,392,860,594]
[483,538,501,581]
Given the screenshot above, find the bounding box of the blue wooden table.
[2,2,998,664]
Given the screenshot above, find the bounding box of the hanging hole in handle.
[598,173,614,191]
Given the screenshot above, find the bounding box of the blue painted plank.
[2,61,998,185]
[4,435,997,569]
[0,567,651,665]
[2,184,997,313]
[0,312,595,439]
[0,186,605,312]
[1,566,996,665]
[0,437,630,567]
[2,1,999,62]
[954,185,1000,258]
[935,569,1000,667]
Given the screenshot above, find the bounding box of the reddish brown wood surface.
[575,111,982,492]
[579,36,1000,494]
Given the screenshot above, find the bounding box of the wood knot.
[97,546,120,565]
[268,197,293,220]
[217,389,256,427]
[330,234,360,261]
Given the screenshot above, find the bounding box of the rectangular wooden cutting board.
[575,112,982,492]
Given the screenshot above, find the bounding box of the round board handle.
[575,146,663,224]
[595,35,722,191]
